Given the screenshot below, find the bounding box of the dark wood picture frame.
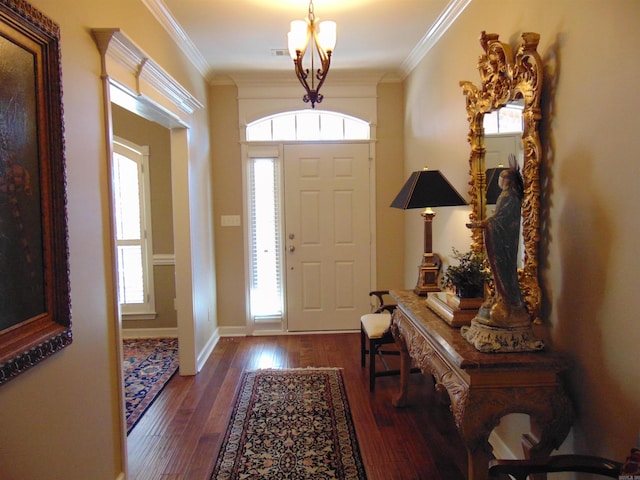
[0,0,71,385]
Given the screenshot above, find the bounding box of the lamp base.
[413,253,441,296]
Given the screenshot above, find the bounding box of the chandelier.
[287,0,336,108]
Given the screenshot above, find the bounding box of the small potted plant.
[442,247,491,299]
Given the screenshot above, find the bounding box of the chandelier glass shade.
[287,1,336,108]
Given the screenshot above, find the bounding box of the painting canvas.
[0,33,46,330]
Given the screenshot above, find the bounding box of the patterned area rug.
[122,337,179,434]
[211,368,367,480]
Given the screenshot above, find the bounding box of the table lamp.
[485,166,507,204]
[391,168,467,295]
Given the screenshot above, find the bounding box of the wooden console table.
[389,290,573,480]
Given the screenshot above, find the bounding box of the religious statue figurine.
[461,158,544,352]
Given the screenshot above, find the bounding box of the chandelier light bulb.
[288,20,308,58]
[318,21,336,52]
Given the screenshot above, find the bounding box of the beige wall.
[112,104,178,330]
[0,1,212,478]
[375,82,406,289]
[404,0,640,459]
[210,84,245,328]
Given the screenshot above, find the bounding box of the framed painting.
[0,0,71,385]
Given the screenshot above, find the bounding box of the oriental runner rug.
[211,368,367,480]
[122,337,179,434]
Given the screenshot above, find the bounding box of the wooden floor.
[126,333,468,480]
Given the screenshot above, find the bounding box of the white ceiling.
[143,0,470,82]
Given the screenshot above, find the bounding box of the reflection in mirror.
[484,99,524,206]
[484,99,524,134]
[485,133,522,203]
[485,106,525,269]
[485,166,506,204]
[460,31,544,323]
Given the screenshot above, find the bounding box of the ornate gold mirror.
[460,31,543,323]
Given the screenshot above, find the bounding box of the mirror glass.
[484,100,524,268]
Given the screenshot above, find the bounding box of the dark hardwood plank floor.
[127,333,468,480]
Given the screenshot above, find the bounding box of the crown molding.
[92,28,203,116]
[141,0,210,78]
[142,0,468,84]
[400,0,472,77]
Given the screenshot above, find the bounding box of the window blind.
[248,157,283,318]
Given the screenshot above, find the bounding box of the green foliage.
[442,248,492,296]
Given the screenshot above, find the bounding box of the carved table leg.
[455,385,573,480]
[390,319,411,407]
[467,442,494,480]
[522,385,574,480]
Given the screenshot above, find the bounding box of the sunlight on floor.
[256,349,282,369]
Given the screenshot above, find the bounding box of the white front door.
[284,143,371,331]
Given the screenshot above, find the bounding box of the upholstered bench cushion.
[361,313,392,339]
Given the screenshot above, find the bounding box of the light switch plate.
[221,215,241,227]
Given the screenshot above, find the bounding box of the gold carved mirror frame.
[460,31,543,323]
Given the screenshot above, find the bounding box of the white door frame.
[93,29,203,475]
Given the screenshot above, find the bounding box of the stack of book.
[426,291,483,327]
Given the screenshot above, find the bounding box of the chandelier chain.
[308,0,315,22]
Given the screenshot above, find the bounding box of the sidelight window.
[248,156,283,319]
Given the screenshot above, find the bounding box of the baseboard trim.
[489,431,519,459]
[218,326,248,337]
[196,329,220,372]
[121,327,178,339]
[283,329,360,335]
[216,327,362,337]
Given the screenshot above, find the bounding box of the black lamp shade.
[485,167,507,204]
[391,169,467,209]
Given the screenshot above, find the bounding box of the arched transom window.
[246,110,370,141]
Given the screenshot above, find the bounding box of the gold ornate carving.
[460,32,544,323]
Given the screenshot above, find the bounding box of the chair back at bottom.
[488,455,623,479]
[360,291,397,392]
